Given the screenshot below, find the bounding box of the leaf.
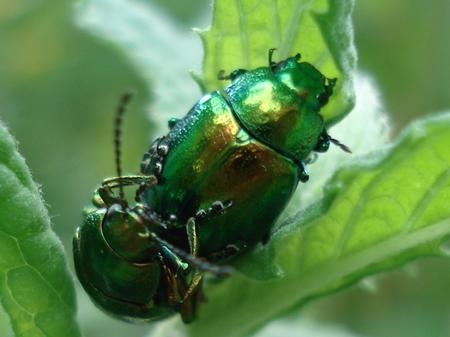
[251,317,369,337]
[199,0,357,125]
[76,0,203,133]
[154,315,369,337]
[0,0,151,252]
[0,122,81,337]
[182,112,450,337]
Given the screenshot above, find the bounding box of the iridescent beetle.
[73,49,350,323]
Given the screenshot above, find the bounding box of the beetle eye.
[317,92,329,106]
[315,138,330,152]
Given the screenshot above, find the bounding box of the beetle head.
[274,55,337,111]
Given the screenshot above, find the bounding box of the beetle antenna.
[330,137,352,153]
[114,91,134,202]
[149,232,233,277]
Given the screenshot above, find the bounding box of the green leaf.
[0,122,80,337]
[251,317,369,337]
[76,0,203,130]
[199,0,356,125]
[183,112,450,337]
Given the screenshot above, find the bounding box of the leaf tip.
[189,69,207,94]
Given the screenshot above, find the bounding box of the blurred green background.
[0,1,449,336]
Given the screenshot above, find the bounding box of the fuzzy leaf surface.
[0,122,80,337]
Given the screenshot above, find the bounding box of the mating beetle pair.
[73,49,350,323]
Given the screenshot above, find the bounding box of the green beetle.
[139,50,349,259]
[73,50,350,323]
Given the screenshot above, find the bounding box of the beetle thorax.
[225,66,326,162]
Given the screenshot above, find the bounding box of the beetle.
[73,49,350,324]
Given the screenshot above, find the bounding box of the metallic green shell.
[142,91,299,255]
[225,66,325,162]
[73,209,173,322]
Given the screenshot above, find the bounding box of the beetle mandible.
[73,49,350,323]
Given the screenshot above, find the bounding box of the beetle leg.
[268,48,277,66]
[101,175,157,189]
[160,245,189,273]
[186,217,199,257]
[179,217,205,322]
[208,242,248,262]
[217,69,248,81]
[157,252,183,306]
[181,273,202,301]
[178,272,204,323]
[268,48,279,72]
[150,232,233,276]
[158,231,204,323]
[194,200,233,223]
[187,207,240,261]
[185,200,233,255]
[185,200,233,256]
[134,183,148,202]
[140,136,170,182]
[138,204,233,275]
[184,218,204,296]
[158,246,197,305]
[148,215,233,321]
[94,175,158,205]
[297,163,310,183]
[93,186,125,208]
[168,117,180,129]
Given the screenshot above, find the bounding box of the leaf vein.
[332,152,407,258]
[271,0,282,47]
[403,167,450,234]
[279,0,313,58]
[235,0,249,67]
